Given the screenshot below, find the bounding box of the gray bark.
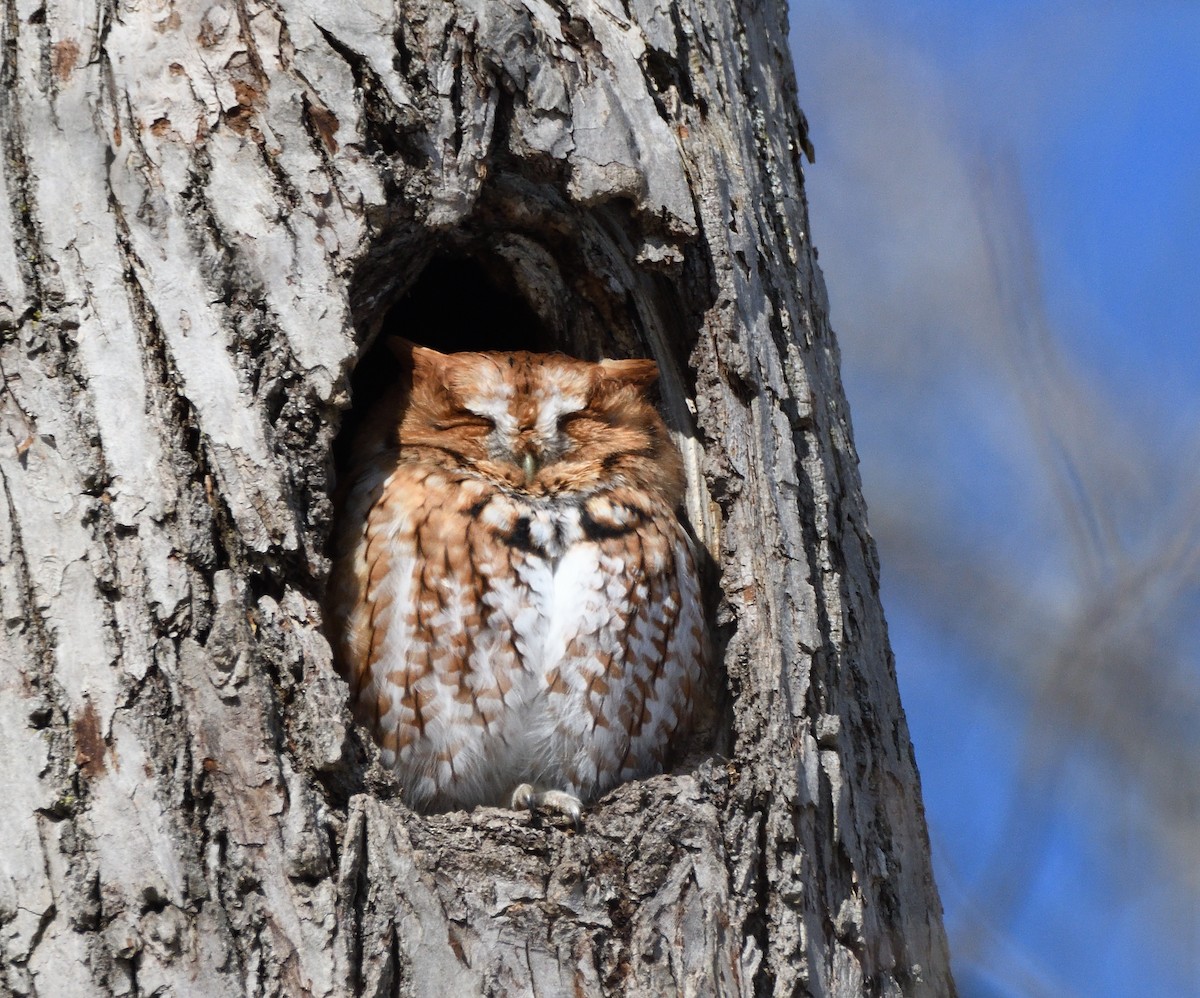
[0,1,954,996]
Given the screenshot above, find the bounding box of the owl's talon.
[511,784,583,826]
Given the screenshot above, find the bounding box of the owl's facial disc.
[398,346,683,503]
[454,378,588,485]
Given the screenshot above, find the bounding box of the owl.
[325,341,707,819]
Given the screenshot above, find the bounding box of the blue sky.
[789,3,1200,995]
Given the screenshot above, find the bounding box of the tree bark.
[0,1,954,996]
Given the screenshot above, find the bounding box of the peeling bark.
[0,1,953,996]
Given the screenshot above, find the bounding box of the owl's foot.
[511,784,583,826]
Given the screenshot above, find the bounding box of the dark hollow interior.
[382,255,555,354]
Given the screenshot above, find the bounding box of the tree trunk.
[0,1,954,996]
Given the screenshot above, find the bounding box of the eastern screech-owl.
[326,341,707,818]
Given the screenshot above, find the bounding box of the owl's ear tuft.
[598,358,659,391]
[388,338,447,374]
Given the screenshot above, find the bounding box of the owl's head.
[388,341,686,502]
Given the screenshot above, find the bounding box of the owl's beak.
[521,451,539,484]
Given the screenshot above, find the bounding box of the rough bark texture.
[0,1,954,996]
